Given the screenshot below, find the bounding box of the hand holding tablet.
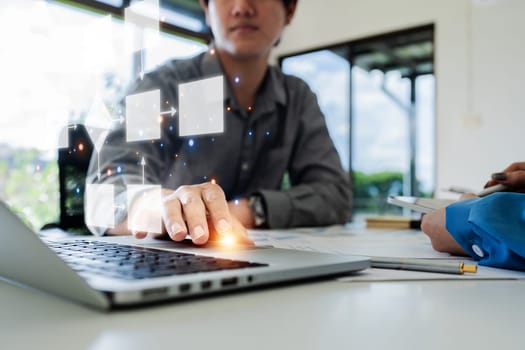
[388,184,511,213]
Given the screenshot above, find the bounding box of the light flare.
[219,234,235,246]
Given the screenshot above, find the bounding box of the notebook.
[0,200,369,310]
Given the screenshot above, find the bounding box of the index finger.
[208,216,254,246]
[200,182,233,236]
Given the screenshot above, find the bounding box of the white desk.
[2,227,525,350]
[2,275,525,349]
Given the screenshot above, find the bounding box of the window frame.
[55,0,212,43]
[278,24,435,207]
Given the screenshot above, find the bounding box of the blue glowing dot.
[117,166,122,173]
[160,143,164,148]
[203,175,208,180]
[75,187,80,195]
[248,131,253,137]
[169,125,173,131]
[234,199,240,205]
[188,139,194,147]
[234,76,240,84]
[266,131,271,136]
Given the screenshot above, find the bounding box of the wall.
[274,0,525,195]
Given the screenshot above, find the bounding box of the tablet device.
[387,196,455,213]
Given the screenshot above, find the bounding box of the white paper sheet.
[248,225,525,281]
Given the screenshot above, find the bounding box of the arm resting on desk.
[446,192,525,270]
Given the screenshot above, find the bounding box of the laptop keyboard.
[47,240,268,280]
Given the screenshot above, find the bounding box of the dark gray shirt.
[87,51,351,231]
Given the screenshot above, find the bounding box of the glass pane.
[352,68,410,215]
[145,31,207,71]
[415,74,435,197]
[281,49,350,170]
[0,1,133,229]
[280,27,435,218]
[160,7,206,33]
[97,0,124,6]
[0,1,206,230]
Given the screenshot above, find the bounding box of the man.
[421,162,525,270]
[86,0,351,245]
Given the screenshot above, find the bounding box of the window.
[280,25,435,218]
[0,0,207,230]
[281,48,351,170]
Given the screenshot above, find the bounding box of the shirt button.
[472,244,484,258]
[241,162,250,171]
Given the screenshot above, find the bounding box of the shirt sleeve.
[260,80,352,228]
[445,192,525,270]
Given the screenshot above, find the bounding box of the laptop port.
[200,280,212,290]
[179,283,191,293]
[141,287,169,299]
[220,277,238,287]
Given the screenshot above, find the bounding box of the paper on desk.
[248,227,525,281]
[249,227,452,259]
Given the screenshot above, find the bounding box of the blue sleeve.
[445,192,525,270]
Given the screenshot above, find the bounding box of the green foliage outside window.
[0,147,59,231]
[352,170,404,214]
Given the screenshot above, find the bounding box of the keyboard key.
[47,240,267,280]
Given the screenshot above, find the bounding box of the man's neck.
[216,50,269,112]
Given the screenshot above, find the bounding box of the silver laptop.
[0,201,369,310]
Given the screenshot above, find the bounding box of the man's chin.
[222,43,270,60]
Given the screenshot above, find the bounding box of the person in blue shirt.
[421,162,525,270]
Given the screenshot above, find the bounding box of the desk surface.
[3,227,525,350]
[2,276,524,350]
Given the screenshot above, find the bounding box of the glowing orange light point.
[220,235,235,246]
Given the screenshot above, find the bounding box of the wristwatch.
[249,195,267,228]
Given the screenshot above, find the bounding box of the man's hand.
[420,209,467,256]
[485,161,525,192]
[228,198,256,228]
[124,182,253,245]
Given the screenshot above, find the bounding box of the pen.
[370,257,477,275]
[445,186,473,195]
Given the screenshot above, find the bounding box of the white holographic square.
[127,184,162,234]
[85,184,115,229]
[178,75,224,137]
[125,89,161,142]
